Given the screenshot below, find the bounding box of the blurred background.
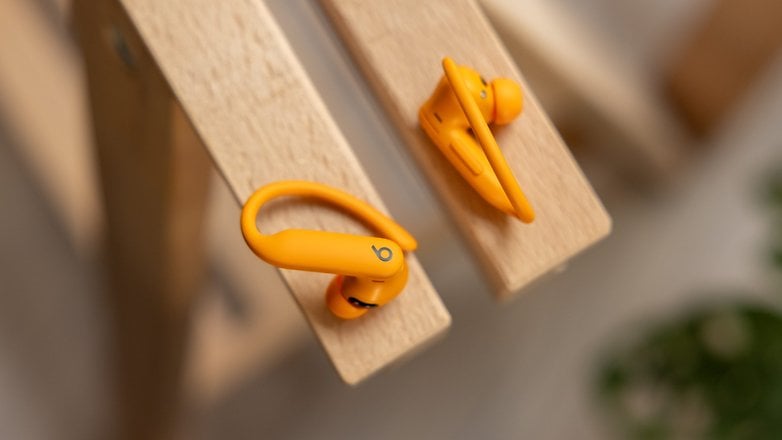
[1,0,781,438]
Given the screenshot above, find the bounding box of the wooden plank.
[666,0,782,134]
[0,0,308,406]
[320,0,612,298]
[481,0,687,183]
[73,1,211,438]
[118,0,450,384]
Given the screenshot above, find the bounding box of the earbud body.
[326,262,409,319]
[241,181,417,320]
[419,62,528,218]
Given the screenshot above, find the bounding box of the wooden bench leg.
[72,1,211,438]
[666,0,782,134]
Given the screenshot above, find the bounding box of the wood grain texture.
[320,0,612,297]
[118,0,450,384]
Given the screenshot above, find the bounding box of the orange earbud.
[419,57,535,223]
[240,181,417,319]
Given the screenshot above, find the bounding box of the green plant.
[765,168,782,272]
[596,168,782,439]
[598,305,782,439]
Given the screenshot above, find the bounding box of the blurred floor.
[0,130,109,439]
[1,0,782,439]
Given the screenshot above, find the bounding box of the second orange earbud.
[419,57,535,223]
[241,181,417,319]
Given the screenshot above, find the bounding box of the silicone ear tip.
[326,276,368,320]
[492,78,523,125]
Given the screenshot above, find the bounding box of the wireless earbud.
[240,181,417,319]
[419,57,535,223]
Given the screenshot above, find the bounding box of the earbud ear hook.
[241,180,416,278]
[441,57,535,223]
[240,180,418,320]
